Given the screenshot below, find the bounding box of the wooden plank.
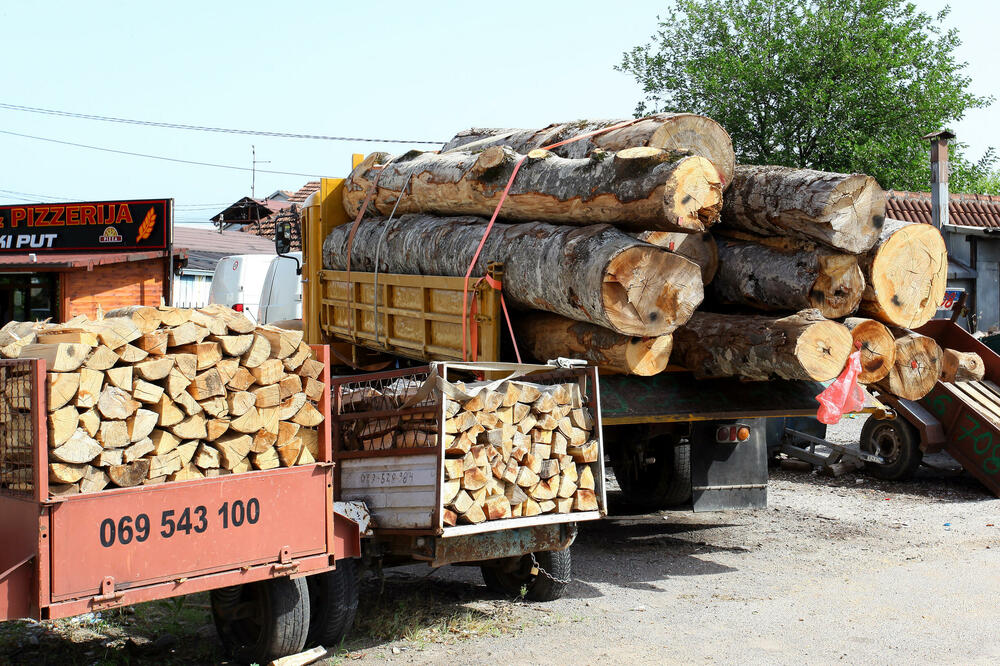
[951,383,1000,426]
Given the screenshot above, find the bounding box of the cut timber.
[158,307,193,327]
[256,326,304,360]
[199,304,255,334]
[136,330,169,356]
[672,309,852,381]
[712,237,864,319]
[19,343,89,372]
[344,146,723,232]
[75,368,104,409]
[127,409,158,442]
[941,349,985,383]
[250,359,284,386]
[633,230,718,284]
[50,428,101,464]
[50,462,87,484]
[106,306,162,334]
[842,317,896,384]
[517,313,672,376]
[324,215,703,336]
[172,342,221,370]
[170,414,208,440]
[106,365,133,392]
[47,373,80,411]
[721,164,886,254]
[97,387,139,419]
[210,334,254,357]
[441,113,736,187]
[858,219,948,328]
[133,357,174,381]
[876,332,943,401]
[241,334,271,368]
[116,344,148,364]
[85,345,119,371]
[187,368,225,400]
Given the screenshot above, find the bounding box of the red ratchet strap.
[460,117,645,361]
[467,274,520,363]
[344,164,386,295]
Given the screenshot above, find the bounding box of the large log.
[842,317,896,384]
[323,215,703,336]
[876,331,943,400]
[632,230,718,284]
[672,309,852,381]
[516,313,672,376]
[941,348,985,383]
[343,146,723,233]
[721,165,886,254]
[857,219,947,328]
[711,237,863,319]
[440,113,736,187]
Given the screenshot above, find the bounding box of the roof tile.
[884,190,1000,229]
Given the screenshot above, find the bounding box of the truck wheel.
[611,440,692,509]
[211,577,309,664]
[481,548,571,602]
[306,558,359,649]
[860,417,923,481]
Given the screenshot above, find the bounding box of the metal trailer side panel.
[339,454,439,530]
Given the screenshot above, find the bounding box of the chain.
[529,552,572,586]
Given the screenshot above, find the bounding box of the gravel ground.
[339,417,1000,666]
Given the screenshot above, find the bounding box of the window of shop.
[0,274,58,322]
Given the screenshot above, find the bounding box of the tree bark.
[876,331,943,400]
[721,165,887,254]
[323,214,703,336]
[631,231,718,284]
[516,313,672,376]
[842,317,896,384]
[711,237,864,318]
[671,309,852,381]
[343,146,723,233]
[441,113,736,187]
[857,219,948,328]
[941,348,985,383]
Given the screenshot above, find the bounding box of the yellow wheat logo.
[137,208,156,242]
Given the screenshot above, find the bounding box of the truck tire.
[611,440,692,509]
[860,417,923,481]
[211,577,310,664]
[306,558,359,649]
[481,548,571,602]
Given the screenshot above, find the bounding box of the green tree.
[617,0,992,191]
[950,145,1000,196]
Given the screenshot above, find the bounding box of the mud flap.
[690,418,768,512]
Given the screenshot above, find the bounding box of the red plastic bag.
[816,349,865,425]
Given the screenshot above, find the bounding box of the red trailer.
[0,347,363,663]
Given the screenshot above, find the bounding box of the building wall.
[61,257,167,319]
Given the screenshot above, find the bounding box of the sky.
[0,0,996,226]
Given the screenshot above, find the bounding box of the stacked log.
[876,331,943,401]
[441,381,600,524]
[842,318,896,384]
[1,306,326,496]
[941,349,986,383]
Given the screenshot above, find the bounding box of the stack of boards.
[339,377,601,526]
[321,113,950,402]
[0,305,326,496]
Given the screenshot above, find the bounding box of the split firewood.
[441,113,736,186]
[190,310,229,336]
[291,402,324,427]
[193,443,221,468]
[188,368,225,400]
[200,396,229,419]
[858,219,948,328]
[297,358,324,380]
[79,408,100,437]
[79,466,110,493]
[153,395,185,427]
[134,357,174,381]
[136,330,169,356]
[106,366,133,391]
[345,145,724,232]
[251,447,280,470]
[169,463,204,482]
[257,326,305,360]
[170,414,208,440]
[229,407,262,434]
[148,451,182,478]
[133,380,164,404]
[279,374,303,400]
[150,429,180,456]
[123,438,154,463]
[47,373,80,411]
[251,359,284,386]
[283,343,313,372]
[251,384,281,408]
[127,409,158,442]
[172,342,221,370]
[85,345,120,371]
[36,329,98,346]
[75,367,104,409]
[166,322,206,347]
[323,214,703,337]
[116,344,148,364]
[97,449,123,467]
[206,418,230,441]
[199,304,255,334]
[941,348,985,383]
[173,354,198,380]
[174,389,203,416]
[106,306,162,334]
[19,343,90,372]
[216,358,239,384]
[50,462,88,484]
[241,334,271,368]
[98,421,130,450]
[50,428,102,464]
[49,405,80,447]
[158,307,193,327]
[210,334,254,356]
[227,391,256,417]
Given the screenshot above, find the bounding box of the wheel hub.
[870,424,903,463]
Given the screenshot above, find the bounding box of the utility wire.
[0,129,328,177]
[0,101,445,144]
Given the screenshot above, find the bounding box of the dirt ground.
[3,416,998,665]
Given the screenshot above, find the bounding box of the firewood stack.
[440,380,600,525]
[0,306,325,496]
[320,114,950,401]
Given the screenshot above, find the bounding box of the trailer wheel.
[210,577,309,664]
[860,417,923,481]
[611,439,692,509]
[306,558,359,649]
[481,548,571,602]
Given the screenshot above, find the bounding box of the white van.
[208,254,275,324]
[258,252,303,324]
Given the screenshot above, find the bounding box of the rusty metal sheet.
[338,454,438,531]
[48,465,332,601]
[430,523,577,567]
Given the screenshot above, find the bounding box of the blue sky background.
[0,1,994,224]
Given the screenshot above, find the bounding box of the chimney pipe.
[923,130,955,230]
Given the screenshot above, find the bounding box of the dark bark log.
[712,237,864,318]
[672,309,852,381]
[343,146,722,232]
[516,313,672,376]
[721,165,887,254]
[842,317,896,384]
[323,215,703,336]
[441,113,735,187]
[858,219,948,328]
[631,231,718,284]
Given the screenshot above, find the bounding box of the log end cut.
[810,253,865,319]
[648,113,736,189]
[793,318,855,381]
[879,332,943,400]
[862,221,947,328]
[661,156,724,231]
[842,317,896,384]
[602,247,703,336]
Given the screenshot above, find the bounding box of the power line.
[0,129,328,178]
[0,101,445,144]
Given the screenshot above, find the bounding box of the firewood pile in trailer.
[321,112,972,401]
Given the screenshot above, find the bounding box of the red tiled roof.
[0,250,178,269]
[237,181,316,251]
[285,181,320,204]
[885,190,1000,229]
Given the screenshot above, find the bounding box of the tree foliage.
[617,0,991,191]
[950,145,1000,196]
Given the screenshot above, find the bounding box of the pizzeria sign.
[0,199,172,252]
